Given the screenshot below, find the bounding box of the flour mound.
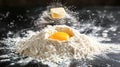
[15,25,105,63]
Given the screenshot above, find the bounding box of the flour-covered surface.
[15,25,112,64]
[0,6,120,67]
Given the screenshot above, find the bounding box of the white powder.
[15,25,113,63]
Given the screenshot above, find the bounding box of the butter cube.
[50,7,66,19]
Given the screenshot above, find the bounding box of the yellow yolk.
[49,32,70,41]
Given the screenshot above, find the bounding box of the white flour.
[1,4,120,67]
[15,25,115,64]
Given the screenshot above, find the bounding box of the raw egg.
[49,32,70,41]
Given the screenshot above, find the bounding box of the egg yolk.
[49,32,70,41]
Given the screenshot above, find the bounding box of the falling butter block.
[50,7,66,19]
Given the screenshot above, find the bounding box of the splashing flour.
[14,25,117,64]
[2,5,120,67]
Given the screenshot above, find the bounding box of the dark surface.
[0,0,120,7]
[0,7,120,67]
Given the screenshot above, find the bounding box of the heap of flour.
[15,25,111,63]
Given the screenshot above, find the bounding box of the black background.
[0,0,120,67]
